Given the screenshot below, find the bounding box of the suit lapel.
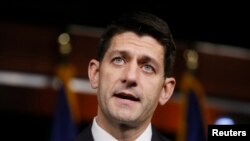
[151,126,171,141]
[72,123,94,141]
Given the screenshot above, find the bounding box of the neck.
[96,110,151,141]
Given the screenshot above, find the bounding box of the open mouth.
[114,93,140,101]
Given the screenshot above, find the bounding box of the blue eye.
[142,64,154,73]
[112,57,124,65]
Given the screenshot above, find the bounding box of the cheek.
[100,64,124,84]
[98,67,119,93]
[142,78,163,99]
[100,70,116,84]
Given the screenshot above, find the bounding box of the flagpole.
[56,32,81,123]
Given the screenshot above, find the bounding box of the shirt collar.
[91,117,152,141]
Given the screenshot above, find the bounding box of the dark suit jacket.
[72,123,171,141]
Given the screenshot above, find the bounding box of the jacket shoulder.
[152,126,172,141]
[72,123,94,141]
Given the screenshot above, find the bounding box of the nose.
[121,62,138,87]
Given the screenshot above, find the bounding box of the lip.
[113,90,140,102]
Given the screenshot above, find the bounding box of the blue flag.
[178,72,207,141]
[186,90,206,141]
[50,86,77,141]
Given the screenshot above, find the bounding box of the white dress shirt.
[91,117,152,141]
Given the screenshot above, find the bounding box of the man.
[73,11,176,141]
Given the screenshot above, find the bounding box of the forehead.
[108,32,164,57]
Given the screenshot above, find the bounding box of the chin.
[113,115,139,125]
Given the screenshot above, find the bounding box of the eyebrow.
[108,50,128,57]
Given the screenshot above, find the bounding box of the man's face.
[89,32,175,126]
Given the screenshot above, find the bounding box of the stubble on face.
[96,32,166,128]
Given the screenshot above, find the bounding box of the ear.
[88,59,100,89]
[159,77,176,105]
